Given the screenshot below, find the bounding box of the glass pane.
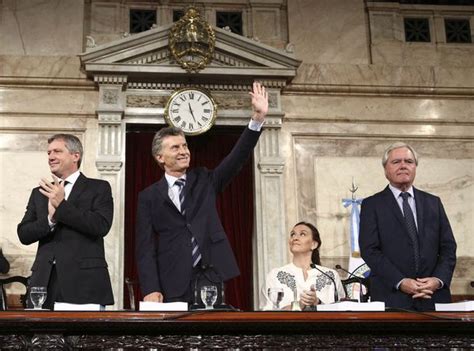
[130,9,156,33]
[216,11,243,35]
[445,19,472,43]
[404,18,431,42]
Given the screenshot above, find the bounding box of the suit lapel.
[157,177,180,214]
[67,173,87,204]
[413,187,425,241]
[382,186,406,228]
[182,171,196,217]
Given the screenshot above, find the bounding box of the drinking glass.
[268,287,284,310]
[200,285,218,310]
[30,286,47,310]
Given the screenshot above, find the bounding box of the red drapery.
[124,125,254,311]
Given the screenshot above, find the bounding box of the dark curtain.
[124,125,254,311]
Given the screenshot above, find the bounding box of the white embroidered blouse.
[259,263,346,310]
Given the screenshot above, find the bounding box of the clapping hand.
[300,285,318,308]
[39,176,65,208]
[39,176,66,223]
[249,82,268,123]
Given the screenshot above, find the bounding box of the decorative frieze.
[127,95,168,108]
[125,91,279,110]
[94,75,128,85]
[96,161,123,172]
[126,80,286,91]
[122,49,169,65]
[213,51,252,67]
[258,161,285,174]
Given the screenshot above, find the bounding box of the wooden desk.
[0,311,472,349]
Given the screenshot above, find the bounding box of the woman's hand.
[299,285,319,308]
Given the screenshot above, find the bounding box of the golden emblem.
[169,7,215,73]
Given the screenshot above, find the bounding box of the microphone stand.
[200,264,236,311]
[310,263,339,303]
[335,264,365,302]
[190,264,207,310]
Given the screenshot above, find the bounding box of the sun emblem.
[169,7,216,73]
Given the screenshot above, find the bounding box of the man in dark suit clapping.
[359,142,457,311]
[18,134,114,309]
[136,82,268,304]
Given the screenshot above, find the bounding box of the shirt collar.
[59,170,80,186]
[165,173,187,187]
[389,184,414,199]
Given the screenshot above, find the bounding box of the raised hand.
[249,82,268,123]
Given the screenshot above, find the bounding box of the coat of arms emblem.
[169,7,216,73]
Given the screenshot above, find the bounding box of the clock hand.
[188,103,197,123]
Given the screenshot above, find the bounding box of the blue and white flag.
[342,197,370,301]
[342,198,370,278]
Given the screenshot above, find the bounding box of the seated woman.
[260,221,345,310]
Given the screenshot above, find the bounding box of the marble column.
[252,92,287,308]
[95,75,127,309]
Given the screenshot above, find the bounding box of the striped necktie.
[175,179,201,267]
[400,192,420,274]
[174,178,186,215]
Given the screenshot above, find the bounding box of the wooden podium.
[0,311,472,349]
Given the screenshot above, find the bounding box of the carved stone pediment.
[79,23,301,84]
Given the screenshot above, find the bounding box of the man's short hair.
[151,126,185,157]
[48,134,83,168]
[382,142,418,167]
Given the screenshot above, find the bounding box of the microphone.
[335,264,365,302]
[310,263,339,303]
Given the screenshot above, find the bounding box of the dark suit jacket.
[359,186,457,310]
[17,173,114,305]
[136,127,261,300]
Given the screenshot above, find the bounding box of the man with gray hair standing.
[18,134,114,309]
[359,142,457,311]
[136,82,268,305]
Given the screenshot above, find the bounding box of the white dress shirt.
[48,170,81,227]
[389,184,418,229]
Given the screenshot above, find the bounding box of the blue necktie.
[400,192,420,273]
[175,179,201,267]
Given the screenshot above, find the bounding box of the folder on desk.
[435,301,474,312]
[54,302,104,311]
[317,301,385,311]
[139,301,188,311]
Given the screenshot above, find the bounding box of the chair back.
[341,276,370,302]
[0,275,29,310]
[125,277,138,311]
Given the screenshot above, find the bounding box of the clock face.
[164,88,217,135]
